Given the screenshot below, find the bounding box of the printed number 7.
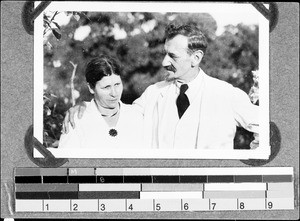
[211,202,216,210]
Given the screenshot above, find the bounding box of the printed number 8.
[239,202,245,210]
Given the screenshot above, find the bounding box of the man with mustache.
[63,23,259,150]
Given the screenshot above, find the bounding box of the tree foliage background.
[43,11,259,149]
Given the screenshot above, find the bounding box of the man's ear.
[87,84,95,94]
[191,50,204,67]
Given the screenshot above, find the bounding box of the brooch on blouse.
[109,129,118,137]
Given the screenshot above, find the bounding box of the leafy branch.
[43,11,61,39]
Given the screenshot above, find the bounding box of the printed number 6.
[183,203,189,210]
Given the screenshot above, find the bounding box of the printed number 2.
[73,203,78,211]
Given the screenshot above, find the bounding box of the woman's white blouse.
[58,100,143,149]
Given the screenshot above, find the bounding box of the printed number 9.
[268,202,273,209]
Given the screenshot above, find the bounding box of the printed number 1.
[45,204,49,211]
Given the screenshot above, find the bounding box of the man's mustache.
[164,65,176,72]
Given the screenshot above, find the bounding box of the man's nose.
[162,55,170,67]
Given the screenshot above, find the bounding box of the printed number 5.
[156,203,161,211]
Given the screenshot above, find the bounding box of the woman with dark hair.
[58,55,143,149]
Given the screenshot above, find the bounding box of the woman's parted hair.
[165,23,208,55]
[85,55,121,89]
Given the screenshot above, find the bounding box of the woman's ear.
[191,50,204,67]
[87,84,95,94]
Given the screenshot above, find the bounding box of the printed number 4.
[128,204,133,211]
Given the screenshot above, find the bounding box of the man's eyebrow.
[168,52,177,58]
[162,49,177,58]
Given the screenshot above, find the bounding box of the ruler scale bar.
[14,167,294,212]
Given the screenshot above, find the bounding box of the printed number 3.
[100,204,105,211]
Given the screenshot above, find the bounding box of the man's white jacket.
[133,69,259,149]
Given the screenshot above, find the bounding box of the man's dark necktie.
[176,84,190,119]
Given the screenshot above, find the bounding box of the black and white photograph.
[1,2,299,219]
[34,2,270,159]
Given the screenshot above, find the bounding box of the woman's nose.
[110,87,117,96]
